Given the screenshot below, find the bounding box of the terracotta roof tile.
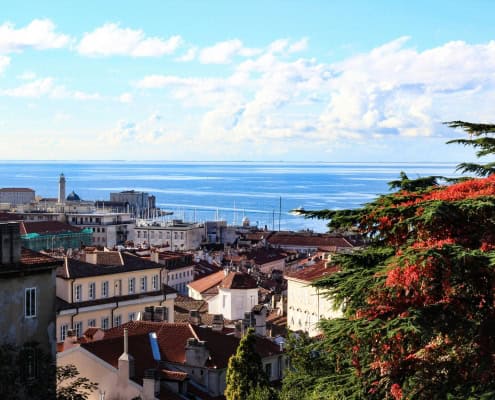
[188,270,225,293]
[268,232,354,248]
[219,272,257,289]
[285,260,339,283]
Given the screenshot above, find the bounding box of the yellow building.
[56,251,176,342]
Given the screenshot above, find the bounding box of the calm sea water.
[0,162,462,232]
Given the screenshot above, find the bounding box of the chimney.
[185,338,210,367]
[189,310,201,325]
[211,314,224,332]
[118,328,135,382]
[0,222,21,265]
[63,329,79,351]
[142,369,160,400]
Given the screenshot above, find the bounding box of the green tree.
[225,328,271,400]
[56,364,98,400]
[290,123,495,399]
[446,121,495,176]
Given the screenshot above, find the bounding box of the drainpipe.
[70,306,79,333]
[111,300,119,328]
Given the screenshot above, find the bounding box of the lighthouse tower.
[58,173,66,203]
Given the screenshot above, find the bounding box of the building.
[133,219,205,251]
[150,251,196,295]
[66,211,134,248]
[245,248,287,274]
[207,272,259,321]
[57,320,285,399]
[0,187,35,205]
[58,173,66,203]
[0,222,61,395]
[56,250,177,342]
[110,190,156,218]
[187,270,225,300]
[19,220,92,251]
[285,260,342,337]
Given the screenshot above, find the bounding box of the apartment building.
[56,250,176,342]
[133,219,205,251]
[66,211,134,248]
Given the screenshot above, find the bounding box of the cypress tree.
[225,328,270,400]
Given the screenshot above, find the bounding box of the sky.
[0,0,494,161]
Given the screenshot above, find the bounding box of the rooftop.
[187,270,225,294]
[285,259,340,283]
[219,272,257,290]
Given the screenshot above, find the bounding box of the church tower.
[58,173,66,203]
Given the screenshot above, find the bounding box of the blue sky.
[0,0,494,161]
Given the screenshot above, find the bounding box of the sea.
[0,161,462,232]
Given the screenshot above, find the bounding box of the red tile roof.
[92,320,282,370]
[188,270,225,293]
[268,232,354,248]
[285,260,340,283]
[219,272,257,289]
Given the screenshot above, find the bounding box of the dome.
[242,216,250,227]
[66,190,81,201]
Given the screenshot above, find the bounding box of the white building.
[67,212,134,248]
[133,219,205,251]
[285,260,342,337]
[151,251,195,295]
[0,187,35,205]
[207,272,259,321]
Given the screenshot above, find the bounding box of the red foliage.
[390,383,403,400]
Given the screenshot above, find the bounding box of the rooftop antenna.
[233,201,237,226]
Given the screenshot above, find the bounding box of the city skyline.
[0,1,494,161]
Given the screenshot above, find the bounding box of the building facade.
[133,219,205,251]
[0,187,35,205]
[56,251,176,342]
[66,212,134,248]
[285,260,342,337]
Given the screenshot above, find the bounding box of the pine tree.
[290,123,495,399]
[225,328,271,400]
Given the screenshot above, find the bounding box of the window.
[74,321,83,337]
[88,319,96,327]
[25,288,36,318]
[159,231,163,239]
[60,324,69,341]
[128,277,135,294]
[144,231,147,238]
[101,317,109,330]
[114,314,122,327]
[265,363,272,379]
[102,228,105,233]
[128,312,136,321]
[180,232,184,240]
[137,231,141,238]
[152,274,159,290]
[174,232,178,239]
[150,231,154,238]
[74,284,82,302]
[88,282,96,300]
[223,295,227,309]
[101,281,109,298]
[140,276,148,292]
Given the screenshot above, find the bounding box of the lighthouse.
[58,173,66,203]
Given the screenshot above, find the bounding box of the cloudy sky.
[0,0,494,161]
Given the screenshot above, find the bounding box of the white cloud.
[1,77,101,100]
[77,23,182,57]
[17,71,36,80]
[119,92,133,103]
[0,19,70,53]
[288,37,308,53]
[0,55,9,74]
[133,37,495,156]
[199,39,261,64]
[175,47,197,62]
